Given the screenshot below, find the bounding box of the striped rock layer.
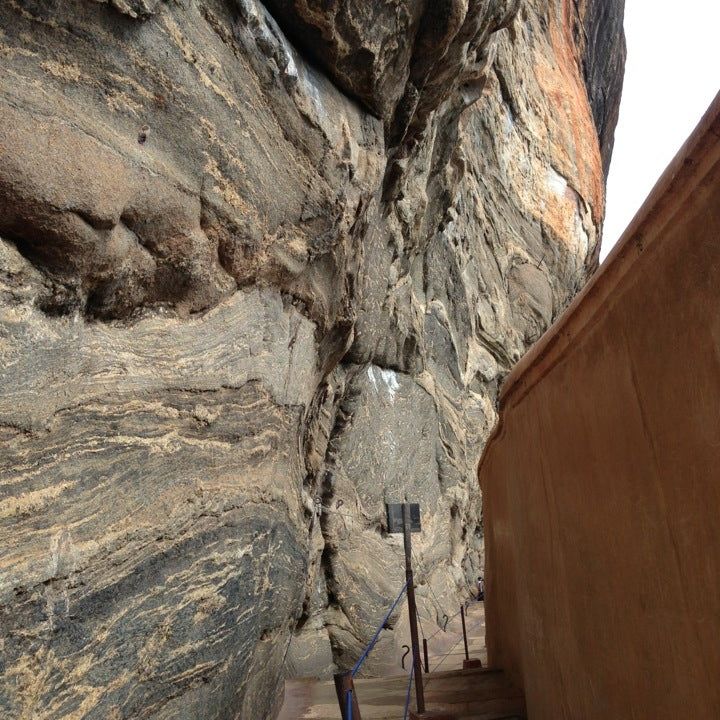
[0,1,624,718]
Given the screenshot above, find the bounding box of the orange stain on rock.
[535,0,605,227]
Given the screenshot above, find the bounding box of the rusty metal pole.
[403,503,425,714]
[423,638,429,673]
[333,671,362,720]
[460,604,470,662]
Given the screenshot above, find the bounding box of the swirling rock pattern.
[0,0,624,717]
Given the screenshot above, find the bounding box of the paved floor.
[278,603,526,719]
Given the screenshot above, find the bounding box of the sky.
[601,0,720,261]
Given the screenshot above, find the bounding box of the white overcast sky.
[602,0,720,261]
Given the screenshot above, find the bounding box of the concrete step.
[279,666,525,719]
[418,667,525,719]
[278,604,524,720]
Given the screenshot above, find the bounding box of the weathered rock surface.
[0,0,624,718]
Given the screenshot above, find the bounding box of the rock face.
[0,1,624,718]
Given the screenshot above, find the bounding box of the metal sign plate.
[386,503,421,533]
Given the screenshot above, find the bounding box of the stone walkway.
[278,603,526,719]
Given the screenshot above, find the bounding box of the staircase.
[278,603,525,720]
[281,667,524,720]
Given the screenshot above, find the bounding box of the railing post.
[423,637,429,673]
[333,672,362,720]
[460,604,470,661]
[403,502,425,714]
[459,604,483,670]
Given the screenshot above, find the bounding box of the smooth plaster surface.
[479,91,720,719]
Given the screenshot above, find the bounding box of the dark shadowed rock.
[578,0,627,175]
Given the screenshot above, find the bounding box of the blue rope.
[351,580,409,677]
[402,658,415,720]
[346,688,353,720]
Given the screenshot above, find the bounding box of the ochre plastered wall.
[479,92,720,720]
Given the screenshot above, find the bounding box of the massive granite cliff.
[0,0,624,718]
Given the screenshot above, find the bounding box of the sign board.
[386,503,421,533]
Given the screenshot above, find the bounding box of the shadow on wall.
[479,91,720,720]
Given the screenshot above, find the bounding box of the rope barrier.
[351,580,409,677]
[316,498,484,720]
[426,605,464,642]
[402,658,415,720]
[425,612,485,685]
[411,547,447,617]
[408,546,481,644]
[429,629,464,677]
